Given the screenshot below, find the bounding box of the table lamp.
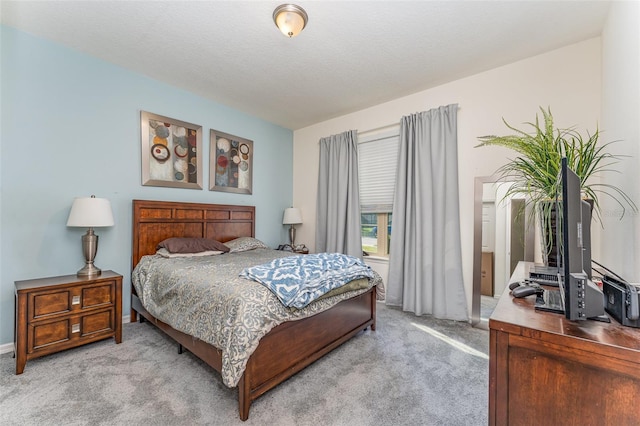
[67,195,114,277]
[283,207,302,247]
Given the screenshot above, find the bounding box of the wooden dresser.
[15,271,122,374]
[489,262,640,425]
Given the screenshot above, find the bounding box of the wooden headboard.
[131,199,255,269]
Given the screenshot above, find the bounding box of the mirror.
[472,176,535,328]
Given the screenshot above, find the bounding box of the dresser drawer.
[27,280,116,322]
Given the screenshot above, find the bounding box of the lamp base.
[78,228,101,277]
[289,225,297,247]
[77,263,102,277]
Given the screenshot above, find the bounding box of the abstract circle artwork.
[209,129,253,194]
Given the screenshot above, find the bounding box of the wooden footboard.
[239,286,376,419]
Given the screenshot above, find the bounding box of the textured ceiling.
[1,1,612,130]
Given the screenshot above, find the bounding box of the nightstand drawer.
[32,290,71,318]
[30,318,71,351]
[28,308,115,354]
[81,283,115,309]
[81,309,114,336]
[27,281,116,322]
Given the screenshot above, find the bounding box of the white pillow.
[156,248,224,258]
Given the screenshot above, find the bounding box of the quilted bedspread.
[131,248,381,387]
[240,253,375,308]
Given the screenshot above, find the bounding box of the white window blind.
[358,127,400,213]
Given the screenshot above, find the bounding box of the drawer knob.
[71,323,80,333]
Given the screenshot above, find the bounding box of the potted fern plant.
[476,107,636,265]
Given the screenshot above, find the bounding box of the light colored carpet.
[481,295,499,320]
[0,303,489,425]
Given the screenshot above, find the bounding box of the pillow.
[156,237,230,254]
[225,237,270,253]
[156,248,224,258]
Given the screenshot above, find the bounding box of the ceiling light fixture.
[273,4,308,38]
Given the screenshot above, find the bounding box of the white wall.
[600,1,640,282]
[293,38,602,316]
[364,257,389,297]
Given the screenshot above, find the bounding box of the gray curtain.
[316,130,362,258]
[386,104,468,321]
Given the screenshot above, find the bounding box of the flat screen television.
[536,157,606,321]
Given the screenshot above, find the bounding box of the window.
[358,127,399,257]
[360,212,392,255]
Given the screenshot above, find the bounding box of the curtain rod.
[357,122,399,137]
[358,104,461,137]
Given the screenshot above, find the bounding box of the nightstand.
[14,270,122,374]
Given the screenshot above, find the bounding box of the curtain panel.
[386,104,468,321]
[315,130,363,258]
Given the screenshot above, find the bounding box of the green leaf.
[475,106,637,237]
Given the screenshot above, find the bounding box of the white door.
[482,202,496,253]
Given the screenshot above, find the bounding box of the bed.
[130,199,378,421]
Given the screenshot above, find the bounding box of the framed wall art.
[140,111,203,189]
[209,129,253,194]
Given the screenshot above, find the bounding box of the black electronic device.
[509,280,535,291]
[277,243,309,254]
[602,275,640,328]
[536,288,564,313]
[558,158,604,320]
[528,267,560,286]
[528,162,593,287]
[512,284,543,298]
[535,158,606,321]
[509,281,523,291]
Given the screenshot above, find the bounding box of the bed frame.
[130,199,376,421]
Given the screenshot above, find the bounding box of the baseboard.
[0,314,132,355]
[0,342,14,355]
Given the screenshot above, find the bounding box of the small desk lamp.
[67,195,114,277]
[283,207,302,247]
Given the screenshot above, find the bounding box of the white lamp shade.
[273,4,308,37]
[283,207,303,225]
[67,197,115,227]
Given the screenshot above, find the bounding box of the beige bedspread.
[131,248,381,387]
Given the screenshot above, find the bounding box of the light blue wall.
[0,26,294,346]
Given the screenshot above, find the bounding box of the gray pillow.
[225,237,269,253]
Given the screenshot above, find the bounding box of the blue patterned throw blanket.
[240,253,375,309]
